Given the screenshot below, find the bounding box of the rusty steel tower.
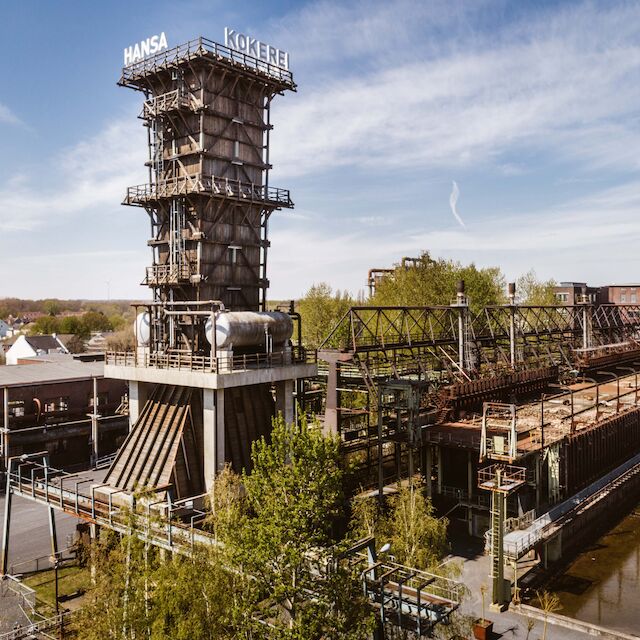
[104,36,315,500]
[120,36,294,312]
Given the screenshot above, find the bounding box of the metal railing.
[145,263,194,285]
[0,612,70,640]
[6,457,460,638]
[359,553,463,635]
[142,89,199,118]
[120,36,295,88]
[125,174,292,208]
[106,346,315,373]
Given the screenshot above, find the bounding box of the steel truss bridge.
[320,303,640,374]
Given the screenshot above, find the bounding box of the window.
[621,294,627,303]
[228,245,242,265]
[88,393,109,407]
[555,293,569,303]
[8,400,24,417]
[632,294,637,304]
[44,397,70,413]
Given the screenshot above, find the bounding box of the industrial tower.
[105,37,316,499]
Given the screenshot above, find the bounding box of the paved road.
[0,492,81,572]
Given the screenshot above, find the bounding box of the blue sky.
[1,0,640,301]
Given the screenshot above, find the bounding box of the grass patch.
[23,564,90,611]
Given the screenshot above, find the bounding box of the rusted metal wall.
[562,408,640,496]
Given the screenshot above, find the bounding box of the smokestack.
[508,282,516,304]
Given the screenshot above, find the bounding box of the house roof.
[22,335,65,352]
[0,359,105,388]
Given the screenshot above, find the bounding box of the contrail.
[449,180,465,228]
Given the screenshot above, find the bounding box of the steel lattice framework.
[320,304,640,371]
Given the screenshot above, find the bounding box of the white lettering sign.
[124,32,168,66]
[224,27,289,70]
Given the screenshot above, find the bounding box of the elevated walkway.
[499,450,640,559]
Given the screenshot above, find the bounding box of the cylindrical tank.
[205,311,293,350]
[134,312,151,346]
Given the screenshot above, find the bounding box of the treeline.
[0,298,133,320]
[298,251,557,348]
[29,310,128,338]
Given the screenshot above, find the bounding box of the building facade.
[1,359,128,473]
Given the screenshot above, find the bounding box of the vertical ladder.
[490,474,506,607]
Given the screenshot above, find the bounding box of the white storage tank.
[205,311,293,350]
[134,312,151,346]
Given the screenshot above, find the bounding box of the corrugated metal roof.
[0,359,105,388]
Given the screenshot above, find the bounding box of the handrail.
[120,36,295,88]
[105,346,315,373]
[125,174,292,208]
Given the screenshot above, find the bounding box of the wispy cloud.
[0,117,145,231]
[0,102,22,126]
[270,179,640,297]
[270,1,640,178]
[448,181,465,228]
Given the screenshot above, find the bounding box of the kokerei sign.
[224,27,289,70]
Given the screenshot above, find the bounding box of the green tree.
[371,252,506,312]
[29,316,60,335]
[82,310,113,332]
[351,485,448,571]
[516,270,558,305]
[298,283,353,349]
[43,299,61,316]
[213,414,374,638]
[59,315,91,338]
[151,547,252,640]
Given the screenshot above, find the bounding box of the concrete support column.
[1,480,11,575]
[324,361,340,436]
[2,387,8,473]
[436,445,443,495]
[467,451,474,536]
[425,446,433,498]
[128,381,150,429]
[89,523,99,584]
[215,389,225,473]
[90,377,100,466]
[203,388,218,492]
[275,379,295,425]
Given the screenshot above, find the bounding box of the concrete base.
[105,363,317,391]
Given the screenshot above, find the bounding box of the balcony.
[125,174,292,208]
[145,263,195,286]
[142,89,202,119]
[106,345,315,374]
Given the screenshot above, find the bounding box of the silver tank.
[205,311,293,350]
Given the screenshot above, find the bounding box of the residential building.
[599,285,640,305]
[5,334,69,365]
[553,282,599,305]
